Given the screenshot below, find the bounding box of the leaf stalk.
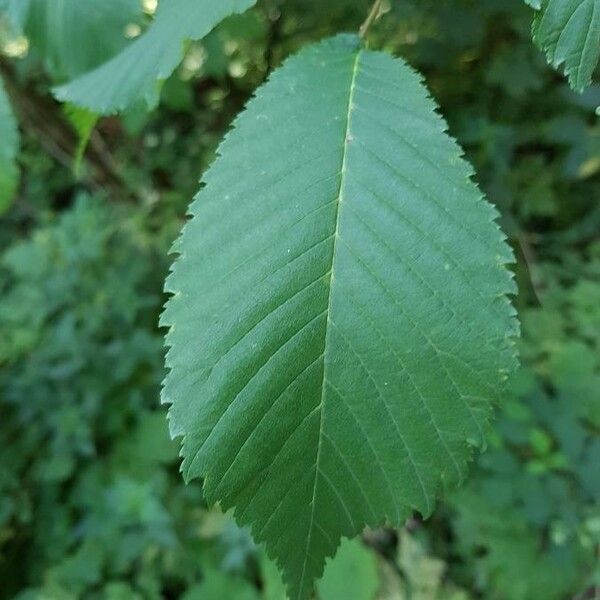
[359,0,385,39]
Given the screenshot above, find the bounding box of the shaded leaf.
[317,539,379,600]
[54,0,257,114]
[0,77,19,213]
[261,554,288,600]
[182,569,259,600]
[2,0,142,79]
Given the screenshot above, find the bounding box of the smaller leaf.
[317,539,379,600]
[0,77,20,213]
[183,570,259,600]
[262,541,383,600]
[64,104,98,176]
[261,554,288,600]
[2,0,143,80]
[531,0,600,92]
[53,0,257,114]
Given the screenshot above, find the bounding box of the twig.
[359,0,385,39]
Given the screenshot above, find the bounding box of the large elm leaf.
[0,77,20,213]
[53,0,256,114]
[530,0,600,92]
[162,34,518,600]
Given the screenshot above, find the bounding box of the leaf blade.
[53,0,256,114]
[2,0,143,80]
[162,34,518,600]
[531,0,600,92]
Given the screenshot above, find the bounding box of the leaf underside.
[0,78,20,213]
[53,0,256,114]
[162,34,518,600]
[532,0,600,92]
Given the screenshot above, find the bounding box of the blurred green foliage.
[0,0,598,598]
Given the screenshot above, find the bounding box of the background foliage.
[0,0,598,598]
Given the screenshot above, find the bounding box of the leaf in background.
[182,569,259,600]
[53,0,257,114]
[0,0,31,28]
[64,104,98,175]
[262,539,380,600]
[530,0,600,92]
[2,0,143,80]
[162,34,518,600]
[0,77,20,213]
[317,539,379,600]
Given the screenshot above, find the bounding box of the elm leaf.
[162,34,518,600]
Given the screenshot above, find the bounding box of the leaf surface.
[53,0,256,114]
[0,77,20,213]
[162,34,518,600]
[531,0,600,91]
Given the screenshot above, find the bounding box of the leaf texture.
[162,34,518,600]
[531,0,600,92]
[0,77,20,213]
[53,0,256,114]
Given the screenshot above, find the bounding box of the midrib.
[296,46,362,599]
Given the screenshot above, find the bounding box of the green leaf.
[182,570,259,600]
[2,0,143,80]
[531,0,600,92]
[0,77,20,213]
[262,539,380,600]
[261,554,288,600]
[53,0,257,114]
[0,0,31,30]
[64,105,98,175]
[162,34,518,600]
[317,539,379,600]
